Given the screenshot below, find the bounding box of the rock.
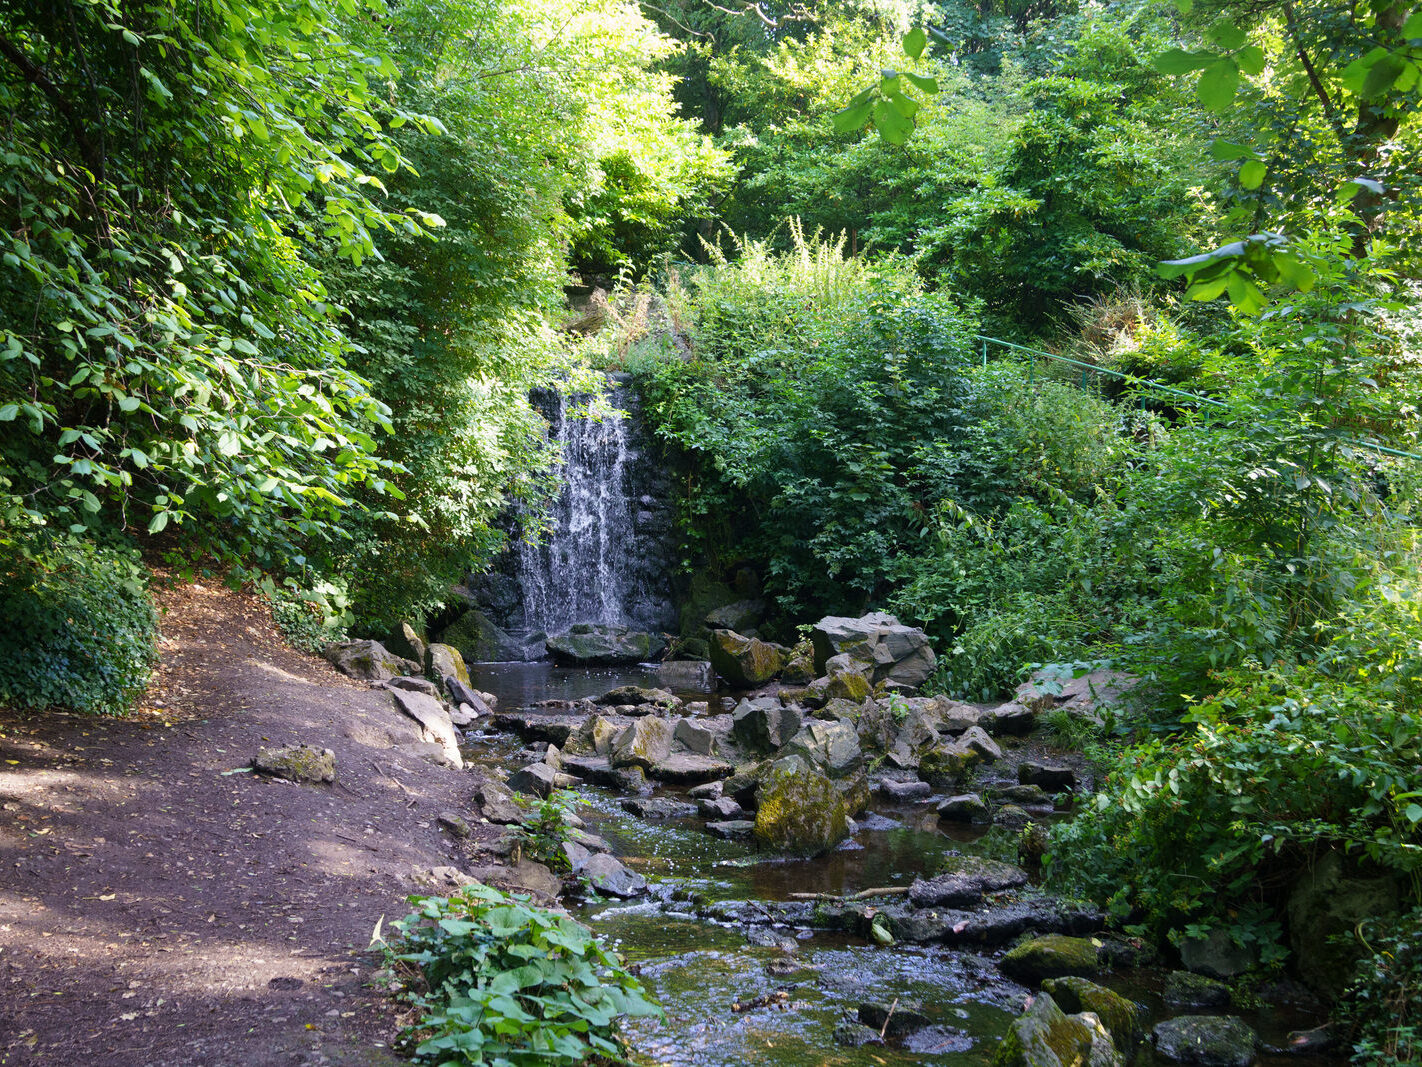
[987,701,1037,736]
[547,623,666,665]
[388,675,441,698]
[709,629,784,687]
[909,856,1029,907]
[706,819,755,839]
[779,640,817,685]
[465,859,562,904]
[811,612,937,689]
[657,659,715,690]
[620,796,697,819]
[648,753,734,784]
[1164,971,1231,1009]
[410,865,476,891]
[493,711,582,745]
[611,717,674,770]
[722,765,765,809]
[819,653,872,703]
[992,783,1052,805]
[323,639,420,682]
[1180,928,1259,980]
[895,896,1104,946]
[782,720,863,779]
[387,621,427,667]
[957,725,1002,761]
[704,598,765,633]
[440,608,543,662]
[753,755,851,856]
[999,934,1104,983]
[1286,850,1400,995]
[1019,761,1078,791]
[993,992,1122,1067]
[1152,1016,1257,1067]
[559,755,619,787]
[937,793,991,823]
[699,797,744,820]
[395,741,460,767]
[426,642,471,687]
[577,852,648,898]
[731,697,802,752]
[996,803,1033,829]
[833,1022,885,1047]
[612,766,648,794]
[508,762,557,799]
[473,778,525,824]
[388,688,464,768]
[879,779,933,802]
[437,811,471,838]
[857,999,931,1035]
[564,713,625,756]
[904,1027,974,1055]
[688,781,722,801]
[1042,977,1144,1045]
[673,717,719,756]
[939,701,990,734]
[920,730,996,788]
[252,744,335,784]
[1014,668,1136,719]
[595,685,679,711]
[445,677,493,718]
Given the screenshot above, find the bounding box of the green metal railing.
[973,333,1422,464]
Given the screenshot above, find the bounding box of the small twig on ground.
[879,996,899,1039]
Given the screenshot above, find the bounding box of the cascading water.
[514,376,676,639]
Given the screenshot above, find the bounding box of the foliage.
[0,0,441,561]
[638,227,980,618]
[1344,907,1422,1067]
[0,537,156,715]
[387,885,661,1065]
[260,576,353,654]
[515,791,577,873]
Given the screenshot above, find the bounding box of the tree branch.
[1280,2,1348,144]
[0,32,103,178]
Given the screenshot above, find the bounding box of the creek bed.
[467,662,1346,1067]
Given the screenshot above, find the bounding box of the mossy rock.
[709,629,785,687]
[1000,934,1104,983]
[993,992,1122,1067]
[1042,977,1144,1045]
[753,755,850,856]
[252,744,336,784]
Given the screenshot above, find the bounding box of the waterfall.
[515,377,675,639]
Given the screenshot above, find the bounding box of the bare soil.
[0,578,500,1066]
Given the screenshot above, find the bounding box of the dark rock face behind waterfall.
[449,374,677,661]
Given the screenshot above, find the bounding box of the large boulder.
[1000,934,1104,983]
[811,612,937,689]
[594,685,679,712]
[547,624,665,665]
[1041,977,1144,1047]
[704,599,765,633]
[908,856,1028,907]
[1286,850,1400,996]
[919,726,1000,787]
[324,640,420,682]
[426,642,470,687]
[1151,1016,1257,1067]
[440,608,543,663]
[731,697,802,752]
[753,754,852,856]
[610,716,674,770]
[388,688,463,768]
[709,629,784,688]
[386,621,427,668]
[993,992,1122,1067]
[782,720,863,779]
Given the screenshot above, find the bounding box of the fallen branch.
[788,886,910,902]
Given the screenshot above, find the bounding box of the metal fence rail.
[974,333,1422,464]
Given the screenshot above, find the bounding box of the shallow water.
[469,663,1346,1067]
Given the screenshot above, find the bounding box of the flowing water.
[465,663,1344,1067]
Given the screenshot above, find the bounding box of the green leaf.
[902,27,927,60]
[1361,53,1406,99]
[872,99,913,145]
[1238,159,1267,189]
[902,71,939,95]
[1209,140,1256,162]
[0,403,17,421]
[1235,45,1265,75]
[886,90,920,120]
[1154,48,1216,75]
[1207,20,1248,50]
[1198,59,1241,113]
[830,99,874,134]
[1403,11,1422,39]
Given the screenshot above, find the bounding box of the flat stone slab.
[706,819,756,839]
[620,796,697,819]
[649,753,734,784]
[908,856,1029,907]
[492,712,584,744]
[560,755,622,788]
[893,896,1105,945]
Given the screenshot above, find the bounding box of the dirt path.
[0,579,494,1066]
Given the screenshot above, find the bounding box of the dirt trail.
[0,579,492,1066]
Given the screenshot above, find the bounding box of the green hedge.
[0,539,157,715]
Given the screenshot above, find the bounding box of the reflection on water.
[468,660,720,712]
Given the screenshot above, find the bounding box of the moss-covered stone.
[1000,934,1104,983]
[252,744,335,784]
[611,717,673,770]
[753,755,850,855]
[1152,1015,1257,1067]
[1042,977,1144,1045]
[426,642,470,686]
[709,629,785,687]
[993,992,1123,1067]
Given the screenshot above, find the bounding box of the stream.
[465,661,1345,1067]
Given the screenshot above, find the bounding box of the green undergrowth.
[0,537,157,715]
[386,885,661,1065]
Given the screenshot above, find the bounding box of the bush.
[259,576,353,654]
[1344,908,1422,1066]
[387,885,661,1065]
[0,538,157,715]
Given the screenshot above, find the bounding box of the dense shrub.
[387,885,660,1065]
[0,540,157,715]
[1344,907,1422,1066]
